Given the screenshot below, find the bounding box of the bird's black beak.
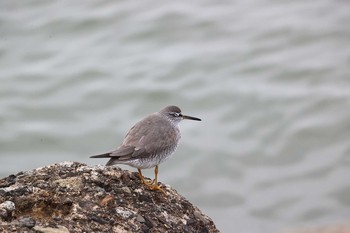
[182,114,202,121]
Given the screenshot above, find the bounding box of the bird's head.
[160,105,201,124]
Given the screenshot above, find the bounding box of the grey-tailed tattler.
[90,105,201,194]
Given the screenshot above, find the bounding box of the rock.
[136,214,145,223]
[33,225,69,233]
[0,201,15,220]
[0,162,219,232]
[17,217,36,228]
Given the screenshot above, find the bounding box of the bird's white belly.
[126,147,177,169]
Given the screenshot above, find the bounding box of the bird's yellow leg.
[138,169,153,186]
[148,165,166,195]
[152,165,159,185]
[138,167,166,195]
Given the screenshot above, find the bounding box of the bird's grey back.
[120,112,181,157]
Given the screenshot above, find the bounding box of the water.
[1,0,350,232]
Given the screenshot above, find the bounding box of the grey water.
[1,0,350,232]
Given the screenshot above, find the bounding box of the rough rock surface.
[0,162,219,233]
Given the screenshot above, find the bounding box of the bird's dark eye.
[171,112,180,117]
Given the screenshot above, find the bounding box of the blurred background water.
[1,0,350,232]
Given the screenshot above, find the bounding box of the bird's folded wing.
[131,148,150,159]
[110,146,135,158]
[110,147,150,161]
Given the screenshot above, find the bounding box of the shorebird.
[90,105,201,193]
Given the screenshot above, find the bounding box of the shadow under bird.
[90,105,201,194]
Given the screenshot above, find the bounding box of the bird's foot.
[141,181,166,195]
[138,167,166,195]
[142,178,155,186]
[147,183,167,195]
